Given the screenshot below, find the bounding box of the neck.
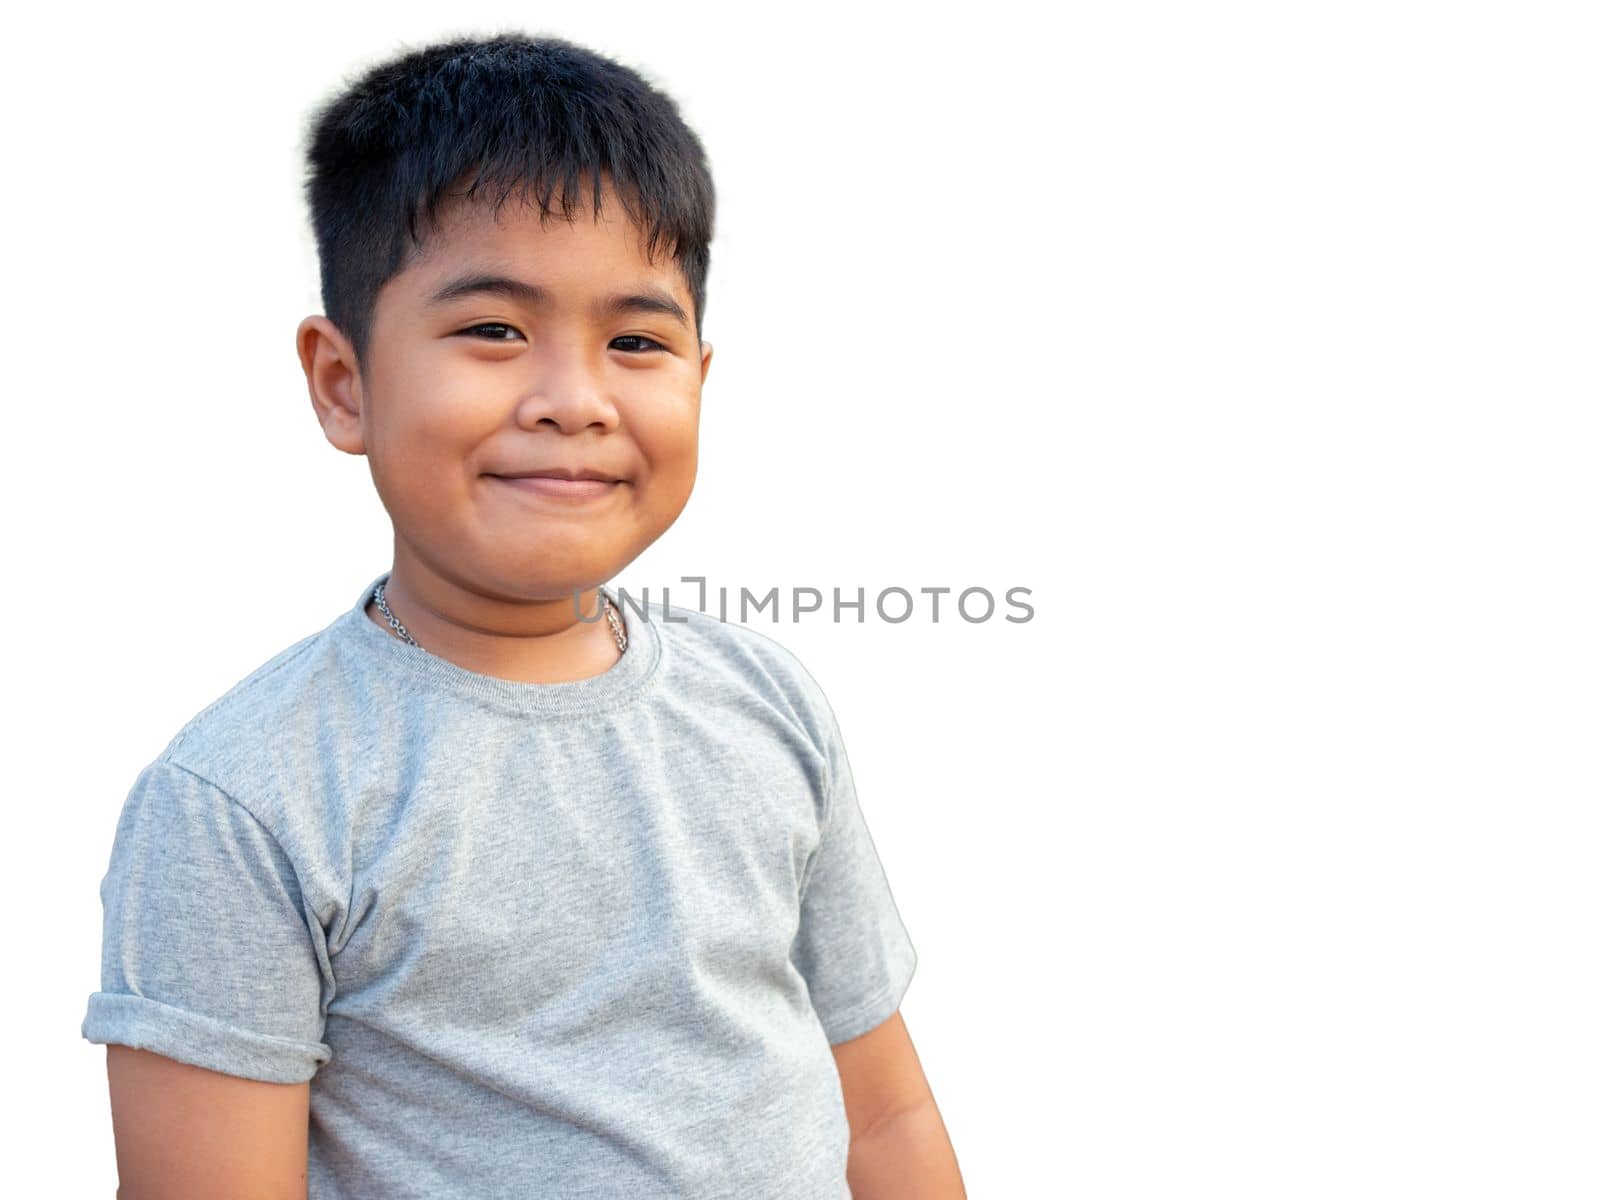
[365,552,626,686]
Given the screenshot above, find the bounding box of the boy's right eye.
[460,323,522,341]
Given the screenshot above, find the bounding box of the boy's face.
[303,179,711,602]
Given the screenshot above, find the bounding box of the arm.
[831,1010,966,1199]
[84,759,334,1196]
[107,1046,311,1200]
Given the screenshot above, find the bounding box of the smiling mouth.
[487,475,622,500]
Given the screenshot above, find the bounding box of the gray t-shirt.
[81,571,917,1198]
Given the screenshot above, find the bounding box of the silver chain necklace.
[372,581,628,656]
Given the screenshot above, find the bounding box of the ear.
[699,339,714,386]
[298,316,367,456]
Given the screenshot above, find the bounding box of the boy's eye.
[461,322,522,341]
[458,324,666,354]
[610,335,667,354]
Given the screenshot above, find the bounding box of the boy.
[80,31,964,1199]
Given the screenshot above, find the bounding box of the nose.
[511,346,622,434]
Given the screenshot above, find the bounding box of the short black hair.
[299,31,716,373]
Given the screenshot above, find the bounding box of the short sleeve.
[789,702,918,1045]
[81,757,333,1083]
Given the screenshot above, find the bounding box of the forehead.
[401,181,679,297]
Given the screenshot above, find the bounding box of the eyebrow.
[424,271,692,330]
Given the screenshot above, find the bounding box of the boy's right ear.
[297,316,367,457]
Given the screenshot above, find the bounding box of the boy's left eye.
[611,334,668,354]
[459,324,665,354]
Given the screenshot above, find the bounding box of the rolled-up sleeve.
[81,757,332,1083]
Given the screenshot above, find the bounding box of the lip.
[487,475,622,500]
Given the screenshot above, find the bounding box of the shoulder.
[156,618,350,815]
[634,594,844,753]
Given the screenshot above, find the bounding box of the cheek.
[370,366,495,462]
[629,389,701,466]
[366,402,486,520]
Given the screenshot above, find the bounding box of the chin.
[499,562,626,604]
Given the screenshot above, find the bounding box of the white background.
[7,2,1597,1195]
